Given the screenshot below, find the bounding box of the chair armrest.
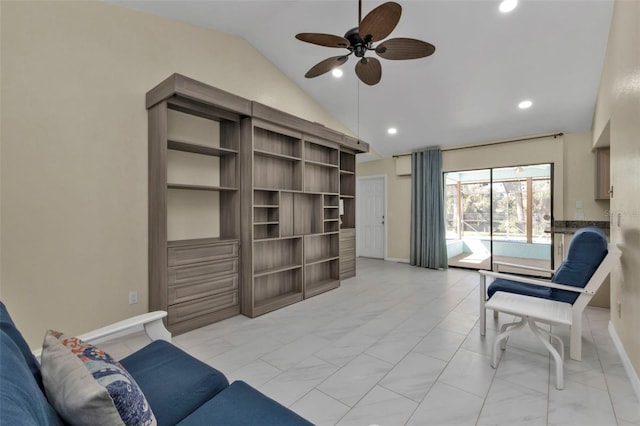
[478,270,592,294]
[492,261,555,274]
[32,311,171,360]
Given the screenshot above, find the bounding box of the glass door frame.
[444,162,555,273]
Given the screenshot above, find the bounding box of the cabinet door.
[595,148,610,200]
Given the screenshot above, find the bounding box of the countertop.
[546,220,610,235]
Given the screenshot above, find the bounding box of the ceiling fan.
[295,0,436,86]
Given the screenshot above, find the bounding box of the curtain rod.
[391,132,564,158]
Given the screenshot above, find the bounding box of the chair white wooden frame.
[479,246,620,364]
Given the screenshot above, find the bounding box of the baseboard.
[385,257,410,263]
[608,321,640,402]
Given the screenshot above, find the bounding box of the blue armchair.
[479,227,619,360]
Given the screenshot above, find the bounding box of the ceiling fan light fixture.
[295,1,435,86]
[519,100,533,109]
[332,68,344,78]
[499,0,518,13]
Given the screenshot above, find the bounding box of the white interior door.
[357,176,385,259]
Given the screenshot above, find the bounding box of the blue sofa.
[0,302,312,426]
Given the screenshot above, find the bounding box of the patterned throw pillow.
[41,330,156,426]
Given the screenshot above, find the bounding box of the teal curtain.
[410,148,448,269]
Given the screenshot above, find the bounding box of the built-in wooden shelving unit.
[148,74,368,331]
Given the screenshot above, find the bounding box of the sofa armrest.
[478,270,593,295]
[32,311,171,361]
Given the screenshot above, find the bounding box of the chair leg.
[550,334,565,362]
[529,318,564,390]
[480,275,487,336]
[533,323,566,362]
[499,319,525,349]
[570,314,582,361]
[491,317,526,368]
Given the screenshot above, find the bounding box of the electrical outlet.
[617,301,622,318]
[129,291,138,305]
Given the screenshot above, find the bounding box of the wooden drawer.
[168,257,238,286]
[168,274,238,305]
[340,239,355,252]
[340,264,355,280]
[339,229,355,240]
[168,290,238,325]
[168,240,239,267]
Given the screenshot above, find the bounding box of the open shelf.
[254,223,279,239]
[293,193,323,235]
[305,162,338,193]
[253,263,302,278]
[254,127,301,158]
[168,139,238,156]
[253,237,302,274]
[340,197,355,229]
[339,173,355,197]
[254,155,302,191]
[340,151,356,173]
[305,279,340,299]
[305,259,339,298]
[324,219,339,233]
[254,291,303,315]
[254,149,301,162]
[324,208,339,220]
[305,159,339,168]
[305,140,338,166]
[168,183,237,191]
[305,233,339,263]
[305,255,340,267]
[254,267,303,313]
[324,194,339,207]
[254,205,279,222]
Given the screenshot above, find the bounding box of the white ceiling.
[111,0,614,158]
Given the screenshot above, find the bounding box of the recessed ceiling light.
[331,68,343,78]
[387,127,398,135]
[499,0,518,13]
[518,100,533,109]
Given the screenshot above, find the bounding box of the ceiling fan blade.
[305,56,349,78]
[295,33,350,48]
[359,2,402,43]
[375,38,436,60]
[355,57,382,86]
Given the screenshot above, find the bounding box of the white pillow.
[41,330,156,426]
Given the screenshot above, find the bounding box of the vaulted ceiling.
[111,0,614,158]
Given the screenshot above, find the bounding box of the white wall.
[592,0,640,381]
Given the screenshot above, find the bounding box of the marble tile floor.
[104,258,639,425]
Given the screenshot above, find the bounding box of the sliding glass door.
[445,169,491,268]
[445,164,552,275]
